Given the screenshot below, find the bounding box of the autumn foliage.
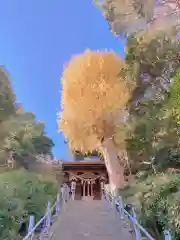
[59,50,131,153]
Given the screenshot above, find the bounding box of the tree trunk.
[100,138,125,197]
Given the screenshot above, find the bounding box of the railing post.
[72,189,75,200]
[132,207,142,240]
[61,183,69,203]
[104,188,108,200]
[164,230,172,240]
[28,215,35,237]
[45,200,52,228]
[118,196,125,219]
[112,195,116,209]
[55,193,60,215]
[61,186,65,204]
[103,188,107,200]
[40,200,52,239]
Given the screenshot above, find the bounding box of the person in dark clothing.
[125,204,133,215]
[18,221,27,237]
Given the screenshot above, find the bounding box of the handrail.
[23,186,71,240]
[123,208,154,240]
[23,215,47,240]
[103,188,172,240]
[23,201,57,240]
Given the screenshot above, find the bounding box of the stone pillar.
[81,182,83,199]
[83,181,86,200]
[91,181,93,198]
[100,181,104,199]
[87,181,90,196]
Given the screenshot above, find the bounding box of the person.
[18,221,27,237]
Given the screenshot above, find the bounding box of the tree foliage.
[95,0,178,37]
[59,50,132,153]
[95,0,180,167]
[0,66,54,167]
[96,0,180,113]
[0,66,57,239]
[121,174,180,239]
[0,169,58,240]
[125,69,180,173]
[0,67,16,122]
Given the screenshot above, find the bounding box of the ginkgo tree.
[59,50,132,195]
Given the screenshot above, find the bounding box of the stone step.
[50,200,134,240]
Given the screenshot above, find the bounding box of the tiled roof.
[62,161,105,166]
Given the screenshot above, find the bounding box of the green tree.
[96,0,180,173]
[95,0,178,37]
[0,169,58,240]
[0,67,54,168]
[0,66,16,122]
[95,0,180,115]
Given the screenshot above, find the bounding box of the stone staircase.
[50,199,133,240]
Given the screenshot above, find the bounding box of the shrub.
[121,173,180,239]
[0,169,58,240]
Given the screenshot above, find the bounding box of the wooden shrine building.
[61,160,109,200]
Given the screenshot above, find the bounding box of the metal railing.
[23,187,70,240]
[103,189,172,240]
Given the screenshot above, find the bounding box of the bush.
[121,173,180,239]
[0,169,58,240]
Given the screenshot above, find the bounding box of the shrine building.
[61,160,109,200]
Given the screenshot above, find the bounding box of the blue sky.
[0,0,125,161]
